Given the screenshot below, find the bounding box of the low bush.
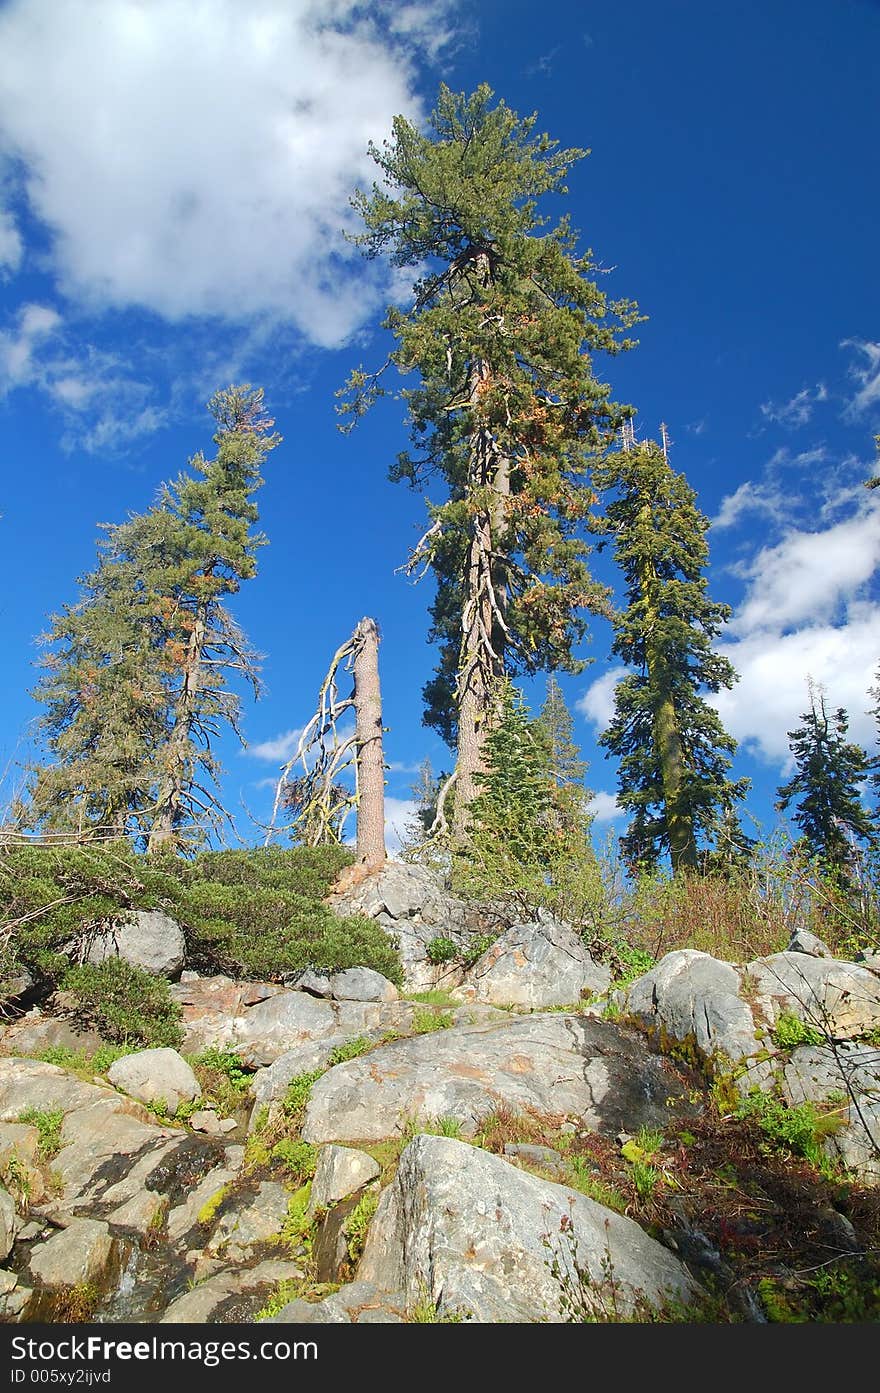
[61,959,184,1049]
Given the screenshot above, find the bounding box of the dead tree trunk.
[353,616,385,869]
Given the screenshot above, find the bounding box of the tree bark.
[452,250,509,842]
[147,601,207,855]
[353,616,386,870]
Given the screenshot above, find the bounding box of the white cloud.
[577,665,627,732]
[0,209,22,272]
[714,615,879,763]
[384,796,419,854]
[842,339,880,417]
[760,384,827,429]
[0,302,61,387]
[712,479,791,531]
[729,498,880,635]
[588,791,623,823]
[0,0,455,346]
[247,728,305,763]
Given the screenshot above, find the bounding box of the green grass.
[406,989,458,1007]
[17,1107,64,1160]
[771,1011,824,1050]
[734,1089,846,1178]
[327,1036,372,1066]
[412,1008,454,1034]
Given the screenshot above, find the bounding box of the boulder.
[28,1217,116,1289]
[108,1048,201,1115]
[1,1013,104,1058]
[205,1181,290,1261]
[328,860,483,993]
[79,909,186,978]
[159,1259,303,1323]
[782,1042,880,1183]
[623,949,771,1091]
[329,968,399,1003]
[357,1135,701,1321]
[747,952,880,1040]
[271,1280,406,1325]
[302,1014,698,1144]
[308,1145,380,1215]
[174,983,414,1068]
[0,1185,18,1263]
[787,928,835,959]
[456,913,610,1008]
[166,1164,241,1244]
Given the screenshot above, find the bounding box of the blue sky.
[0,0,878,854]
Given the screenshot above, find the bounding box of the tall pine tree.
[597,433,747,873]
[144,386,279,852]
[25,386,279,852]
[775,683,877,878]
[339,84,639,838]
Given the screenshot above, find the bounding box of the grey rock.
[206,1181,290,1260]
[0,1185,18,1263]
[272,1296,351,1323]
[624,950,771,1092]
[782,1042,880,1109]
[189,1110,234,1136]
[159,1259,303,1323]
[293,970,333,998]
[272,1280,405,1324]
[503,1143,568,1178]
[358,1135,700,1321]
[0,1122,41,1170]
[166,1166,239,1244]
[219,990,413,1068]
[248,1039,352,1120]
[787,928,835,959]
[1,968,34,1000]
[782,1042,880,1183]
[328,860,482,994]
[747,952,880,1039]
[308,1145,380,1215]
[108,1048,201,1115]
[329,968,399,1003]
[0,1271,32,1320]
[457,913,610,1008]
[79,909,186,979]
[2,1013,104,1058]
[302,1014,697,1144]
[855,951,880,978]
[107,1190,167,1237]
[28,1217,115,1289]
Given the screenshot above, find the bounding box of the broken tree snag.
[263,618,385,868]
[353,616,386,871]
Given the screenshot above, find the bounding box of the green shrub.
[270,1138,317,1184]
[0,842,402,994]
[282,1071,325,1126]
[772,1011,824,1050]
[61,959,183,1049]
[460,933,496,968]
[735,1089,845,1175]
[425,937,457,965]
[177,854,402,984]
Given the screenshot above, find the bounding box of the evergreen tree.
[24,545,168,841]
[145,385,280,853]
[340,83,639,837]
[775,683,877,877]
[596,434,748,873]
[533,674,589,824]
[454,679,554,901]
[26,386,279,853]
